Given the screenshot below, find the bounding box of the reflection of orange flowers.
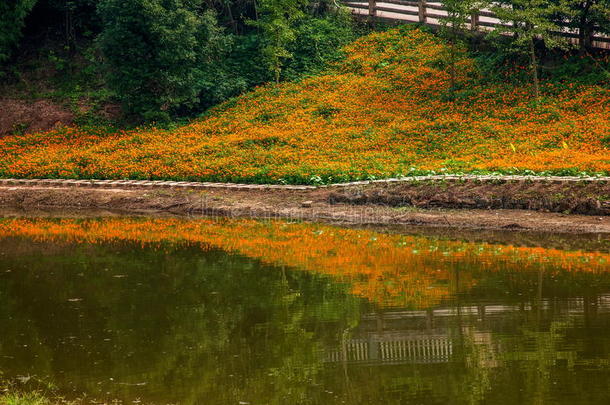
[1,218,608,309]
[0,29,608,184]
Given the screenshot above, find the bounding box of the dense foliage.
[0,0,37,63]
[2,1,609,122]
[559,0,610,50]
[0,0,357,121]
[97,1,239,121]
[1,28,608,184]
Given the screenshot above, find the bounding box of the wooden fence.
[341,0,610,50]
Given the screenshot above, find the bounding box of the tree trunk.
[578,0,593,54]
[253,0,259,27]
[450,23,456,93]
[226,2,238,35]
[65,0,72,49]
[530,36,540,101]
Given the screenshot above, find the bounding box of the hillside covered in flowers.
[1,27,609,184]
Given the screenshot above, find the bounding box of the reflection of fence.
[342,0,610,50]
[326,296,610,366]
[326,331,452,364]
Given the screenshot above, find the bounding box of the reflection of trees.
[0,239,363,404]
[446,265,610,405]
[1,218,610,404]
[503,320,575,405]
[321,264,610,404]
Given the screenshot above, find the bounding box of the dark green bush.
[0,0,37,63]
[97,0,242,122]
[282,10,357,81]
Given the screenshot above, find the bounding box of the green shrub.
[282,10,357,81]
[97,0,242,121]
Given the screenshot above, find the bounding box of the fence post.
[368,0,376,17]
[471,11,479,31]
[418,0,427,24]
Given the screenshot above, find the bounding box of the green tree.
[490,0,570,100]
[439,0,487,91]
[0,0,38,63]
[249,0,307,84]
[557,0,610,52]
[97,0,236,121]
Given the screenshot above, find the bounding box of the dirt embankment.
[328,180,610,215]
[0,98,74,136]
[0,98,121,136]
[0,182,609,234]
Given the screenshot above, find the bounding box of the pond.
[0,216,609,404]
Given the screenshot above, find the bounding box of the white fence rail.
[342,0,610,50]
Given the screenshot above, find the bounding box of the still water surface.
[0,217,609,404]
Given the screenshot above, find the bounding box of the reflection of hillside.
[1,218,610,405]
[1,217,609,310]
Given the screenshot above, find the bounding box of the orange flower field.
[1,28,609,183]
[1,217,608,308]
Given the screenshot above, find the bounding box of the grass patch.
[1,391,50,405]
